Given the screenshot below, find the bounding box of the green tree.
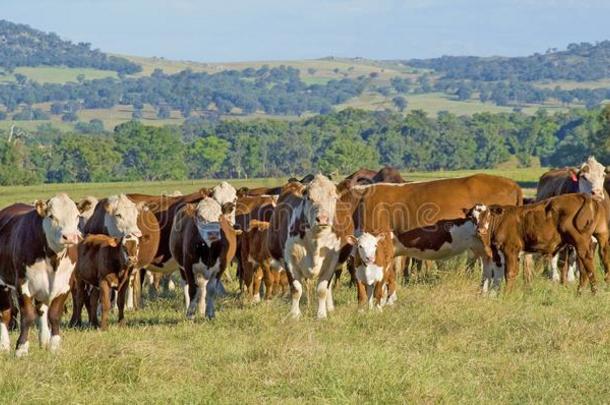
[113,121,186,181]
[318,136,379,174]
[187,136,229,178]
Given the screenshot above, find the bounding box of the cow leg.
[0,288,11,352]
[69,279,86,328]
[125,278,135,311]
[252,267,263,303]
[576,245,597,295]
[402,256,411,285]
[566,247,578,283]
[193,272,208,318]
[356,279,367,309]
[117,282,127,326]
[15,294,36,357]
[480,256,493,295]
[373,281,384,311]
[287,270,303,319]
[205,277,218,319]
[37,304,51,349]
[598,237,610,284]
[88,288,100,328]
[47,292,68,353]
[333,265,342,290]
[99,280,112,331]
[262,262,274,300]
[326,278,335,313]
[550,252,561,282]
[504,251,520,293]
[386,267,397,305]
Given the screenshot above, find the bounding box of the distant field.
[0,167,543,207]
[535,78,610,90]
[0,66,117,84]
[339,91,571,116]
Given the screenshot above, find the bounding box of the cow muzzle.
[61,233,80,245]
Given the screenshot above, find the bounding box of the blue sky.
[4,0,610,62]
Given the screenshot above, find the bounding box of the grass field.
[0,66,117,84]
[2,168,607,403]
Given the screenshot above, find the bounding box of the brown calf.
[71,234,140,330]
[240,220,288,302]
[347,231,396,310]
[469,193,610,293]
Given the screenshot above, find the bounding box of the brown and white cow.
[169,198,239,319]
[71,234,139,330]
[0,194,80,356]
[468,193,610,293]
[267,174,354,319]
[240,220,288,302]
[352,174,523,293]
[347,231,396,310]
[537,156,609,282]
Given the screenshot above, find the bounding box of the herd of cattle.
[0,157,609,356]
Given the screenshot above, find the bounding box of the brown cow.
[0,194,80,356]
[240,220,288,302]
[234,195,277,287]
[339,166,406,190]
[537,156,609,282]
[352,174,523,293]
[468,193,610,293]
[169,198,239,319]
[347,231,396,310]
[71,234,139,330]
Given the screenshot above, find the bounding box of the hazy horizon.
[4,0,610,63]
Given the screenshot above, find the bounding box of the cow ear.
[236,187,249,198]
[462,207,471,216]
[234,229,243,236]
[77,199,93,214]
[221,202,235,215]
[135,201,148,212]
[491,206,504,215]
[103,200,112,213]
[35,200,47,217]
[345,235,357,245]
[377,233,387,242]
[109,238,119,248]
[606,166,610,174]
[580,164,590,174]
[184,203,196,216]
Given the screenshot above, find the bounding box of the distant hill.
[0,20,141,74]
[405,41,610,82]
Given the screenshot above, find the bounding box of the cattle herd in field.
[0,158,609,356]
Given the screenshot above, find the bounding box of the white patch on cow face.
[41,193,81,253]
[196,198,222,245]
[212,181,237,224]
[303,174,338,228]
[356,233,379,265]
[104,194,142,238]
[121,234,140,267]
[469,204,489,233]
[578,156,606,199]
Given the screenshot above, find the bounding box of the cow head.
[577,156,607,200]
[120,234,140,268]
[76,195,98,233]
[303,174,338,229]
[103,194,142,238]
[465,203,497,257]
[36,193,81,253]
[212,182,237,225]
[195,197,223,246]
[350,233,387,266]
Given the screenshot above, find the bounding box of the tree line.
[2,106,610,185]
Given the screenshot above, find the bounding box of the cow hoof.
[289,311,301,320]
[15,342,29,357]
[49,336,61,353]
[316,312,328,320]
[252,295,261,304]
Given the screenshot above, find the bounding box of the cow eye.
[116,214,122,219]
[48,214,55,220]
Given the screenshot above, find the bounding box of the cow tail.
[574,196,597,234]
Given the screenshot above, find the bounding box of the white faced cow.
[268,175,350,319]
[0,193,80,356]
